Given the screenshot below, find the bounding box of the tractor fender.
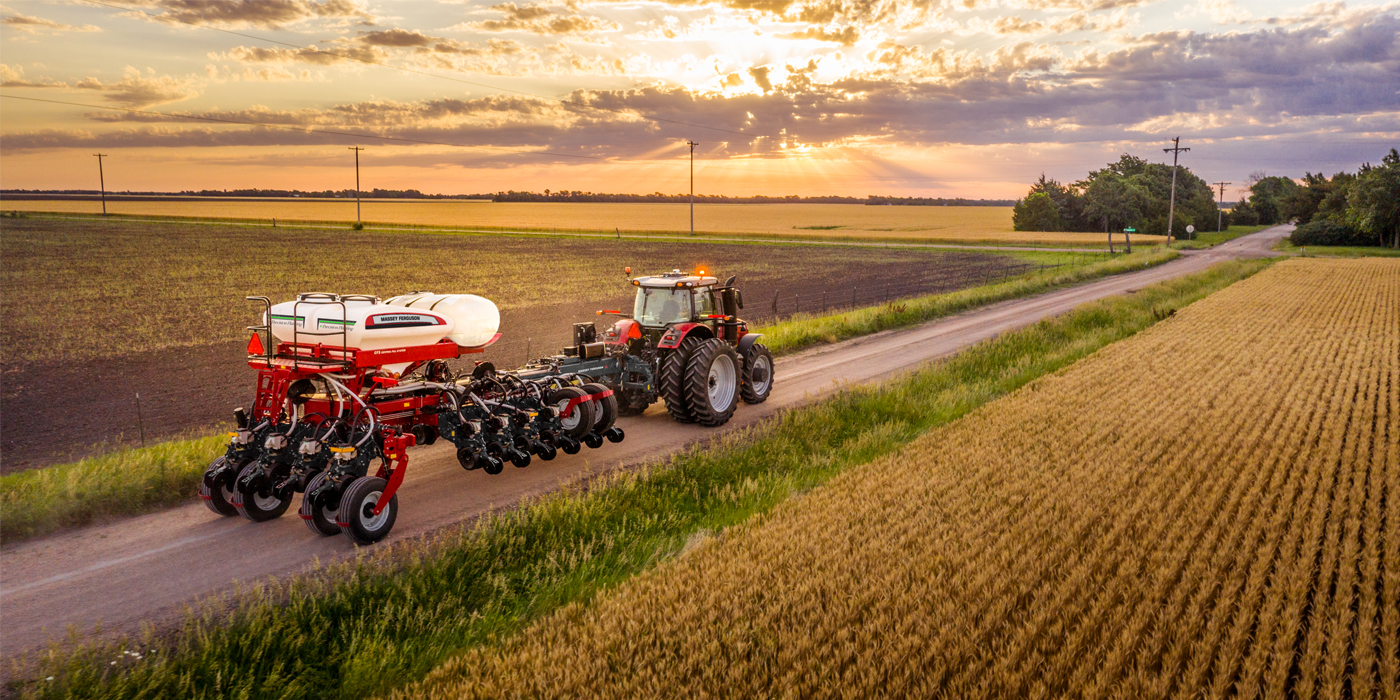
[656,322,714,349]
[603,318,643,345]
[737,332,763,356]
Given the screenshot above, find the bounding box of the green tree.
[1245,174,1300,225]
[1081,174,1148,251]
[1013,192,1063,231]
[1347,149,1400,249]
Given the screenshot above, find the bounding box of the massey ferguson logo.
[366,313,445,329]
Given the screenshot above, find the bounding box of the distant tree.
[1347,149,1400,248]
[1230,198,1260,226]
[1013,192,1064,231]
[1081,173,1148,250]
[1245,176,1300,225]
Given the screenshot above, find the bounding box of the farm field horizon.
[0,199,1170,246]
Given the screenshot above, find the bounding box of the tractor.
[516,269,773,427]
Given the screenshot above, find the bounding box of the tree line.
[1011,154,1220,241]
[1239,149,1399,249]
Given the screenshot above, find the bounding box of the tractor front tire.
[232,460,292,522]
[338,476,397,545]
[660,337,703,423]
[299,471,341,537]
[740,343,774,405]
[684,338,741,427]
[200,456,239,517]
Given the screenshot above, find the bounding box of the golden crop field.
[1,198,1165,246]
[397,257,1399,699]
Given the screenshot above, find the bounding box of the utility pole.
[687,140,698,236]
[93,153,108,215]
[1163,137,1190,244]
[348,146,365,227]
[1211,181,1231,232]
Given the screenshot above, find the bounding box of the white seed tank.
[383,293,500,348]
[267,296,454,351]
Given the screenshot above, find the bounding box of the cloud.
[125,0,372,29]
[780,25,859,46]
[219,44,384,65]
[2,13,101,33]
[462,3,620,35]
[357,28,436,47]
[73,67,198,107]
[988,10,1134,34]
[0,64,67,87]
[747,65,774,91]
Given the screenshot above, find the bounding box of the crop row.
[395,257,1398,699]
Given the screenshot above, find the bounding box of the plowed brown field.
[397,257,1400,699]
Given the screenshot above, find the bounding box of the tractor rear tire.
[740,343,774,405]
[200,456,239,517]
[661,337,703,423]
[581,382,617,432]
[684,338,741,427]
[549,387,595,440]
[338,476,397,545]
[232,460,291,522]
[299,471,341,537]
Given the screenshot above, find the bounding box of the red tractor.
[518,269,773,427]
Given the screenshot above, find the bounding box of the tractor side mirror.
[735,289,743,309]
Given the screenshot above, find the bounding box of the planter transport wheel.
[299,471,341,537]
[661,337,703,423]
[684,338,741,427]
[581,382,618,432]
[740,343,774,405]
[457,447,479,470]
[232,460,292,522]
[549,386,596,440]
[199,456,239,517]
[338,476,397,545]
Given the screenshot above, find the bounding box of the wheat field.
[394,257,1399,699]
[1,199,1164,245]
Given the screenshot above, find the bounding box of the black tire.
[456,446,478,470]
[338,476,397,545]
[740,343,774,405]
[232,460,292,522]
[199,456,239,517]
[549,387,595,440]
[581,382,617,432]
[299,471,340,537]
[684,338,741,427]
[660,337,703,423]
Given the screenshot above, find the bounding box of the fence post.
[852,286,857,308]
[771,291,779,318]
[822,290,827,312]
[135,392,146,447]
[795,294,799,314]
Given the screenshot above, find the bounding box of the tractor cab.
[630,270,719,329]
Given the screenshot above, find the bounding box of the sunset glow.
[2,0,1397,198]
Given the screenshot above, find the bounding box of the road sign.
[1186,225,1195,234]
[1123,227,1136,233]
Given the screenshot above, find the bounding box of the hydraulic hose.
[324,376,377,446]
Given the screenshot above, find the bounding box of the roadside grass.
[759,246,1178,355]
[0,247,1174,545]
[10,258,1273,700]
[1170,224,1272,249]
[1273,239,1400,257]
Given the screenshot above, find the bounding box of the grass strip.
[1273,239,1400,257]
[1169,224,1271,249]
[0,248,1172,545]
[12,258,1272,700]
[758,246,1176,355]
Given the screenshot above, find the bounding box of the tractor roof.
[631,269,718,289]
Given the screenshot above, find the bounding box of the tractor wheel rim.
[708,354,737,411]
[557,399,581,431]
[253,490,281,511]
[750,355,772,394]
[359,491,390,531]
[220,483,235,503]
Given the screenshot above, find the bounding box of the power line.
[77,0,753,138]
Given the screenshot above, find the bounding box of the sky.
[0,0,1397,199]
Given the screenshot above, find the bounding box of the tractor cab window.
[694,289,717,317]
[634,288,693,327]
